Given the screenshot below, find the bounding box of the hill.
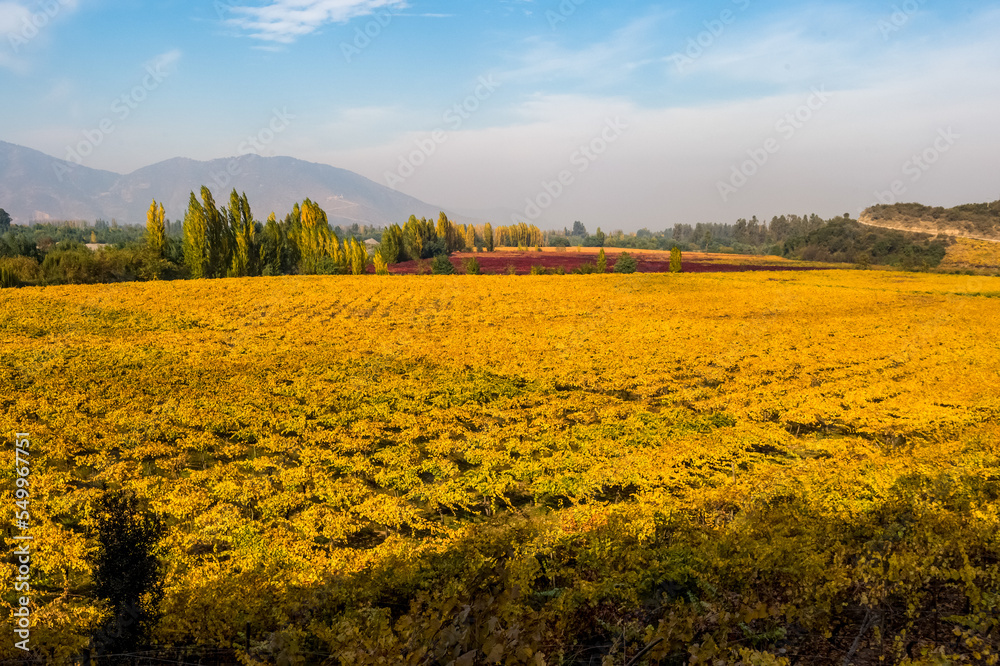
[0,141,467,227]
[782,217,950,268]
[860,201,1000,241]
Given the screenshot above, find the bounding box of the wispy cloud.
[222,0,408,43]
[1,0,81,72]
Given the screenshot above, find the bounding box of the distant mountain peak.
[0,141,470,227]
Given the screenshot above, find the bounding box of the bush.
[670,247,683,273]
[0,265,17,288]
[463,257,481,275]
[613,252,638,273]
[572,262,597,274]
[0,256,41,286]
[431,254,456,275]
[596,248,607,273]
[529,265,551,275]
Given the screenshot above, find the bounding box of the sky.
[2,0,999,231]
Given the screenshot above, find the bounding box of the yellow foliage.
[1,270,999,661]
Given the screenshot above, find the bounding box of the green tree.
[91,489,166,664]
[201,187,230,278]
[380,224,404,264]
[431,254,455,274]
[613,251,637,273]
[146,200,167,258]
[260,212,283,275]
[594,227,606,247]
[670,246,683,273]
[297,199,332,274]
[463,257,481,275]
[182,192,208,279]
[226,190,256,277]
[484,223,495,252]
[0,208,12,233]
[572,220,586,237]
[596,248,607,273]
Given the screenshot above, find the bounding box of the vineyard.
[2,270,1000,664]
[387,248,839,275]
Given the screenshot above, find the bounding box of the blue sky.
[2,0,999,229]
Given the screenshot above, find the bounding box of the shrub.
[463,257,481,275]
[0,256,40,286]
[0,265,17,288]
[670,247,683,273]
[431,254,456,275]
[596,248,607,273]
[613,252,638,273]
[529,265,551,275]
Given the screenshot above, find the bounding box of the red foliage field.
[386,250,831,275]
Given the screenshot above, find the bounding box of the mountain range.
[0,141,470,228]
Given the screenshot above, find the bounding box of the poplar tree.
[297,199,331,274]
[261,212,283,275]
[182,192,208,279]
[202,187,230,278]
[380,224,403,264]
[228,190,255,277]
[484,223,494,252]
[597,248,607,273]
[373,251,389,275]
[146,200,166,258]
[465,224,476,251]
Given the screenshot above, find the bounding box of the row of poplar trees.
[144,187,547,277]
[144,187,370,278]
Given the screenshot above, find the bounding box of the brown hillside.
[860,201,1000,242]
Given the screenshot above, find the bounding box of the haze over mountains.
[0,141,469,227]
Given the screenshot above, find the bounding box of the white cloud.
[1,0,81,72]
[223,0,408,43]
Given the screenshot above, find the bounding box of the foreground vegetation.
[2,270,999,664]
